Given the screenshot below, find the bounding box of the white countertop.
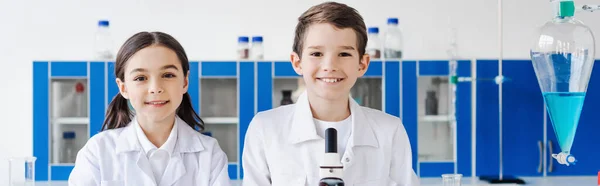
[28,176,597,186]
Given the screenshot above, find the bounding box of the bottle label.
[238,49,249,59]
[367,49,381,59]
[384,49,403,59]
[95,50,114,61]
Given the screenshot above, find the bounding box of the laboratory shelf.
[203,117,239,125]
[53,117,89,125]
[420,115,454,122]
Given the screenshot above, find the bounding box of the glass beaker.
[442,174,462,186]
[8,157,36,186]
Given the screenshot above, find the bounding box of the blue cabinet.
[34,59,599,181]
[475,60,600,178]
[33,61,106,181]
[402,60,473,177]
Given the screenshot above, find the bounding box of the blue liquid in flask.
[543,92,585,153]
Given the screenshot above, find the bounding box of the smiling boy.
[242,2,419,186]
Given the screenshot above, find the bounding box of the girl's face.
[116,45,189,123]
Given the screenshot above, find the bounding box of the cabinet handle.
[548,140,554,173]
[537,140,543,173]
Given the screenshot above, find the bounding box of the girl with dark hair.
[69,32,231,186]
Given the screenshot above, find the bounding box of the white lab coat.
[68,117,231,186]
[242,92,420,186]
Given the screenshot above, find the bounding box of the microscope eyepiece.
[325,128,337,153]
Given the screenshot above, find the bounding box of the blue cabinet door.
[476,60,545,177]
[33,61,49,181]
[475,60,500,176]
[501,60,544,177]
[238,61,255,179]
[546,60,600,176]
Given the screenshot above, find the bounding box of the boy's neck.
[307,92,351,122]
[137,114,176,148]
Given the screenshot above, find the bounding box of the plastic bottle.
[251,36,264,60]
[94,20,114,61]
[366,27,381,59]
[384,18,404,59]
[74,82,85,117]
[425,91,438,115]
[62,131,76,163]
[237,36,250,60]
[281,90,294,106]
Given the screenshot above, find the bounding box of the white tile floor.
[33,176,597,185]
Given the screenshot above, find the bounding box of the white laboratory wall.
[1,0,600,183]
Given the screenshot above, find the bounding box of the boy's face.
[291,23,370,102]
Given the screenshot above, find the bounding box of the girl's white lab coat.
[242,92,420,186]
[68,117,231,186]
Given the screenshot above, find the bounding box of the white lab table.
[28,176,597,185]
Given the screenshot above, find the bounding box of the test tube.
[442,174,462,186]
[8,157,36,186]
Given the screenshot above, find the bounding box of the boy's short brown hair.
[293,1,368,57]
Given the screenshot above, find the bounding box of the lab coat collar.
[134,116,179,157]
[288,91,379,148]
[288,91,321,144]
[116,116,205,154]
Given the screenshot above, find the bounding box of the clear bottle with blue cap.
[366,27,381,59]
[238,36,250,60]
[251,36,264,60]
[94,20,114,61]
[384,17,404,59]
[61,131,77,163]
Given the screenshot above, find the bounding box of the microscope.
[318,128,345,186]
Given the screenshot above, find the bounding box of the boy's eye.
[310,52,323,57]
[339,52,352,57]
[163,73,176,78]
[133,76,146,81]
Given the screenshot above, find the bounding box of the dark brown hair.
[101,31,204,132]
[293,1,368,57]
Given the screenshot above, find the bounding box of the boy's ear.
[290,52,303,75]
[358,54,371,77]
[116,78,129,99]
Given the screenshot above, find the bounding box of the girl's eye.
[134,76,146,81]
[339,52,352,57]
[163,73,176,78]
[310,52,323,57]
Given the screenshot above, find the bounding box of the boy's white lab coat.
[68,117,231,186]
[242,92,420,186]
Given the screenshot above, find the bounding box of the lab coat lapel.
[341,98,379,175]
[135,151,158,185]
[159,154,185,186]
[159,118,204,186]
[115,119,157,185]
